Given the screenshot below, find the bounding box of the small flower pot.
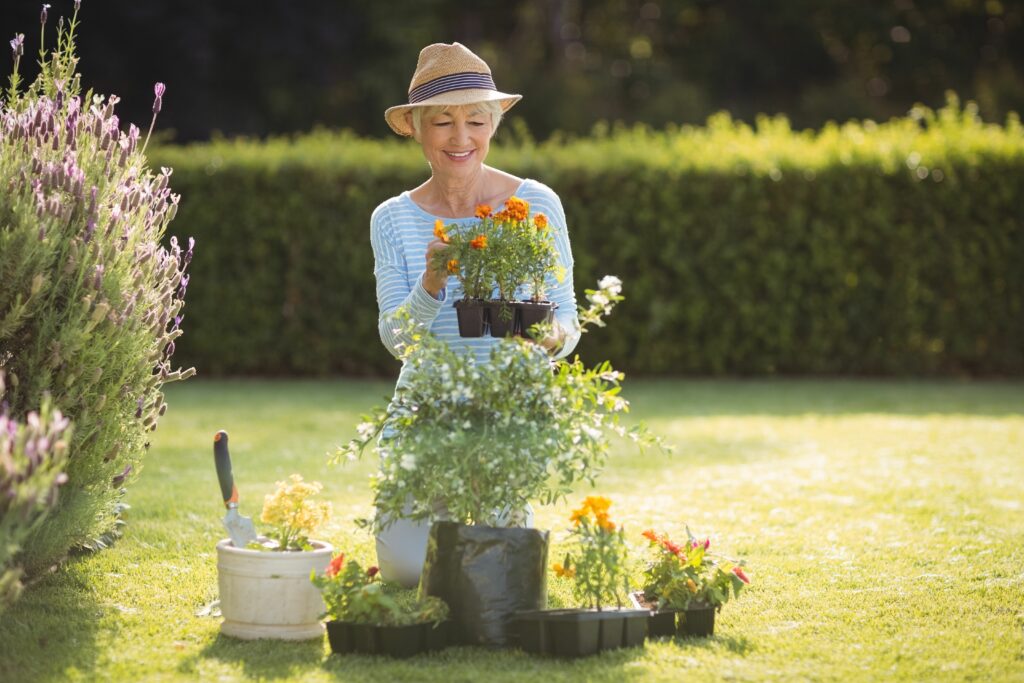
[630,590,681,638]
[621,609,649,648]
[597,613,625,651]
[546,610,603,658]
[377,623,429,658]
[325,620,352,653]
[351,622,377,654]
[485,300,515,337]
[514,300,557,338]
[216,538,333,640]
[425,620,453,652]
[454,298,487,338]
[681,604,716,637]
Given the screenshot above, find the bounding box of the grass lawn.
[2,378,1023,682]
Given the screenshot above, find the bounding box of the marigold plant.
[553,496,630,610]
[258,474,331,551]
[640,527,750,610]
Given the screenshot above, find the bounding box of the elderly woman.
[370,42,581,587]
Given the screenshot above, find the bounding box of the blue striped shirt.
[370,178,581,388]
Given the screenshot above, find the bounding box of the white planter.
[216,538,334,640]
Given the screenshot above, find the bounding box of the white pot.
[216,538,334,640]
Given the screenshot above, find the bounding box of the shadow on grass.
[181,633,326,680]
[0,565,107,683]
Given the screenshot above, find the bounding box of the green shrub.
[152,95,1024,376]
[0,7,194,577]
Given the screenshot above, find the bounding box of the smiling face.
[414,104,494,179]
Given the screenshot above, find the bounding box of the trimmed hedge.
[151,98,1024,376]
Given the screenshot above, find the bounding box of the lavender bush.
[0,3,194,576]
[0,372,70,611]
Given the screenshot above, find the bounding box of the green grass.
[2,378,1023,682]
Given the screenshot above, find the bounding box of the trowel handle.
[213,430,238,508]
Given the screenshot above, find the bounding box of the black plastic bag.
[419,521,549,647]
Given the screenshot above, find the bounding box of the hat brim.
[385,89,522,137]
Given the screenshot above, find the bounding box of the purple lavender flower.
[178,273,189,297]
[41,4,50,25]
[135,397,144,419]
[152,82,165,115]
[9,33,24,58]
[112,464,132,486]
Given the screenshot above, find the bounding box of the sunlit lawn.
[2,378,1023,682]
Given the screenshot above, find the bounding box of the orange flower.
[552,563,576,579]
[493,209,511,223]
[733,566,751,584]
[687,578,698,594]
[470,234,488,249]
[534,213,548,229]
[446,259,459,274]
[642,529,660,543]
[569,507,587,526]
[325,553,344,578]
[583,495,611,515]
[475,204,492,219]
[504,196,529,221]
[433,219,449,244]
[595,513,616,532]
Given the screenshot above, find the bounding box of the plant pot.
[425,619,453,652]
[513,608,646,657]
[454,298,487,337]
[514,300,557,338]
[216,538,333,640]
[629,590,681,638]
[485,300,515,337]
[419,521,549,647]
[681,604,716,637]
[326,620,449,657]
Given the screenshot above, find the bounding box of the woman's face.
[416,105,493,179]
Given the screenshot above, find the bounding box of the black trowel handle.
[213,430,238,508]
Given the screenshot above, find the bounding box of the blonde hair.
[410,100,504,139]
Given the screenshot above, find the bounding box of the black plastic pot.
[512,608,647,657]
[420,521,549,647]
[325,620,452,657]
[647,609,680,637]
[681,605,716,637]
[514,300,557,338]
[485,300,515,337]
[454,298,487,337]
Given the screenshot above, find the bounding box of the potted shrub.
[631,528,751,637]
[334,277,667,646]
[311,553,450,658]
[435,197,563,338]
[514,496,648,657]
[217,474,334,640]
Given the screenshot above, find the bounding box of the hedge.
[151,97,1024,377]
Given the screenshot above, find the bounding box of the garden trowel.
[213,430,257,548]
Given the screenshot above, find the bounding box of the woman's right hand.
[421,238,450,298]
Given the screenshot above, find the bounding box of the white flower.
[356,421,376,440]
[598,275,622,295]
[587,291,609,307]
[400,454,417,471]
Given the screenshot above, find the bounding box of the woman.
[370,42,581,587]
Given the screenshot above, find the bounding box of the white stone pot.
[216,538,334,640]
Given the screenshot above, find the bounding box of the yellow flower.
[446,259,459,274]
[260,474,331,538]
[687,578,698,594]
[583,495,611,515]
[595,512,615,532]
[569,507,587,526]
[433,219,449,243]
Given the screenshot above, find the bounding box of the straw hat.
[385,42,522,137]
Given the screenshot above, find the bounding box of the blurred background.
[3,0,1023,141]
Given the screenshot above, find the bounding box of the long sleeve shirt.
[369,178,581,389]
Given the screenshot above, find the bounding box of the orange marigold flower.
[595,513,616,532]
[583,495,611,514]
[733,566,751,584]
[552,563,576,579]
[475,204,492,219]
[470,234,488,249]
[433,219,449,244]
[569,507,587,526]
[493,209,511,223]
[504,196,529,221]
[642,529,660,543]
[446,259,459,274]
[534,213,548,229]
[325,553,344,578]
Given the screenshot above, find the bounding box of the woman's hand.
[421,238,450,299]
